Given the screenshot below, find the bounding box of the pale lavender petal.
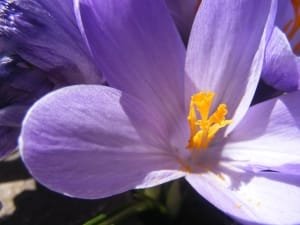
[0,0,102,84]
[185,0,277,130]
[187,172,300,225]
[222,91,300,172]
[262,27,299,91]
[136,170,185,189]
[272,163,300,175]
[20,85,181,199]
[75,0,186,138]
[165,0,200,43]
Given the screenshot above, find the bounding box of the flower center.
[186,91,232,151]
[283,0,300,53]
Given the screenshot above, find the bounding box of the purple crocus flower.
[0,0,102,84]
[20,0,300,224]
[0,0,104,157]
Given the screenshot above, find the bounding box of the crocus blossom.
[0,0,104,157]
[0,0,102,84]
[20,0,300,224]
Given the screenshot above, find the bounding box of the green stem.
[83,214,107,225]
[83,197,167,225]
[98,200,153,225]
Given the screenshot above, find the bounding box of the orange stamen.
[186,92,232,151]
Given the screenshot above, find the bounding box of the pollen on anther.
[186,91,232,151]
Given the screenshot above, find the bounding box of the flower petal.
[0,105,27,127]
[186,172,300,225]
[0,0,101,84]
[165,0,199,43]
[136,170,185,189]
[185,0,277,129]
[0,105,27,158]
[20,85,180,199]
[0,127,19,158]
[275,0,293,29]
[275,0,300,48]
[222,91,300,172]
[262,27,299,91]
[0,56,54,158]
[75,0,186,135]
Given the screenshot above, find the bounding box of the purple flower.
[0,0,104,157]
[163,0,300,94]
[0,0,102,84]
[262,0,300,91]
[20,0,300,224]
[0,54,53,158]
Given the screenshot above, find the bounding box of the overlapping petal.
[0,103,26,157]
[222,91,300,172]
[0,0,101,84]
[165,0,199,43]
[0,56,54,158]
[187,172,300,225]
[75,0,186,139]
[275,0,293,29]
[0,105,26,158]
[275,0,300,49]
[0,127,20,158]
[20,85,181,198]
[262,27,299,92]
[185,0,277,129]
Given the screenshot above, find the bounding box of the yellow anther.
[186,91,232,151]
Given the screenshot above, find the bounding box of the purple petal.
[75,0,186,137]
[20,85,181,199]
[136,170,185,189]
[165,0,199,43]
[272,163,300,175]
[0,58,54,158]
[0,105,27,158]
[185,0,277,130]
[276,0,293,29]
[276,0,300,48]
[222,91,300,172]
[0,127,19,158]
[186,172,300,225]
[0,105,27,127]
[262,27,299,91]
[0,0,102,84]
